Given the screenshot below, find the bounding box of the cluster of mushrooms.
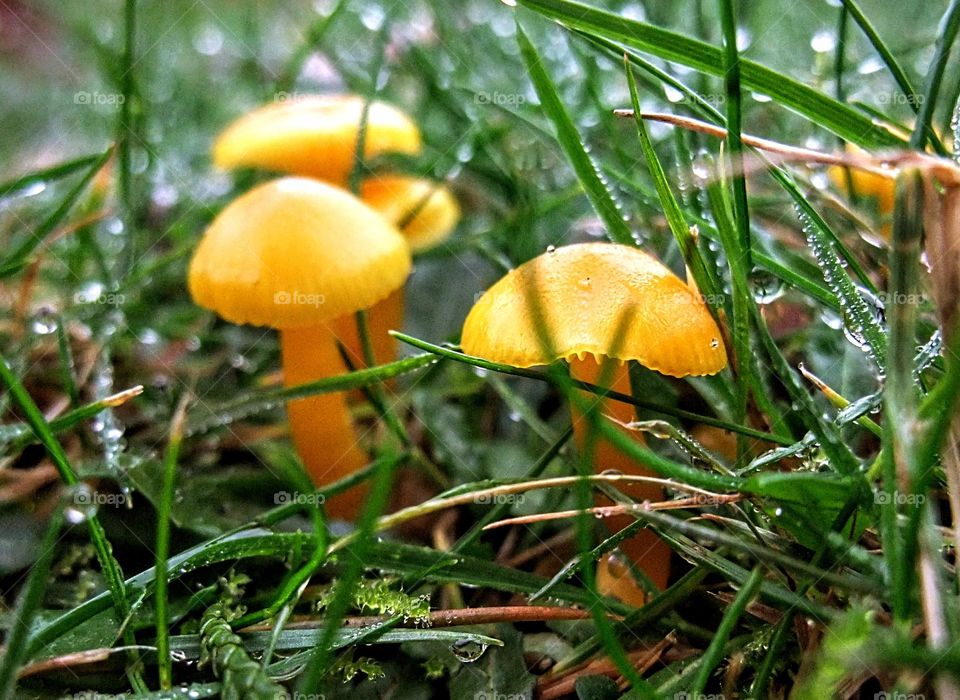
[188,94,729,599]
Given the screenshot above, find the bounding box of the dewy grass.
[4,0,960,696]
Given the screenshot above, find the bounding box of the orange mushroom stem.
[568,355,671,591]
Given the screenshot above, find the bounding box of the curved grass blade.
[516,23,635,246]
[186,353,437,435]
[517,0,905,149]
[0,147,113,278]
[392,332,792,447]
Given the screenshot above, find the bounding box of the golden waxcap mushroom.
[461,242,727,376]
[461,242,727,593]
[360,175,461,253]
[212,95,422,186]
[188,177,412,518]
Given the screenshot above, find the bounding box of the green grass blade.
[0,355,143,690]
[718,0,752,269]
[0,147,113,278]
[910,0,960,150]
[392,332,792,446]
[840,0,947,152]
[516,23,635,246]
[624,62,718,302]
[0,152,106,199]
[517,0,905,148]
[155,399,187,690]
[690,566,763,695]
[0,503,65,697]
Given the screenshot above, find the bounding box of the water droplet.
[810,29,836,53]
[30,308,58,335]
[749,270,785,304]
[360,5,386,30]
[451,638,488,662]
[663,84,684,103]
[577,277,591,289]
[193,24,224,55]
[546,245,557,254]
[858,56,884,75]
[751,92,772,103]
[508,410,521,423]
[710,338,720,349]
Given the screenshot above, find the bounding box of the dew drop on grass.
[748,269,785,305]
[857,56,884,75]
[30,307,58,335]
[663,84,684,104]
[451,638,488,663]
[810,29,837,53]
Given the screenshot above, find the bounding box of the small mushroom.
[188,177,411,518]
[460,242,727,589]
[334,175,461,369]
[212,94,422,186]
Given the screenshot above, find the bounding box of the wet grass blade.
[0,503,65,697]
[392,332,792,446]
[718,0,752,269]
[516,24,635,246]
[517,0,905,149]
[0,147,113,278]
[910,0,960,151]
[0,152,107,199]
[0,355,144,691]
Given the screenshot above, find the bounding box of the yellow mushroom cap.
[188,177,411,329]
[461,242,727,377]
[360,175,460,252]
[212,95,422,185]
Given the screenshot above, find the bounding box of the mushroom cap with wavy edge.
[360,175,460,252]
[188,177,411,329]
[212,95,422,185]
[461,242,727,377]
